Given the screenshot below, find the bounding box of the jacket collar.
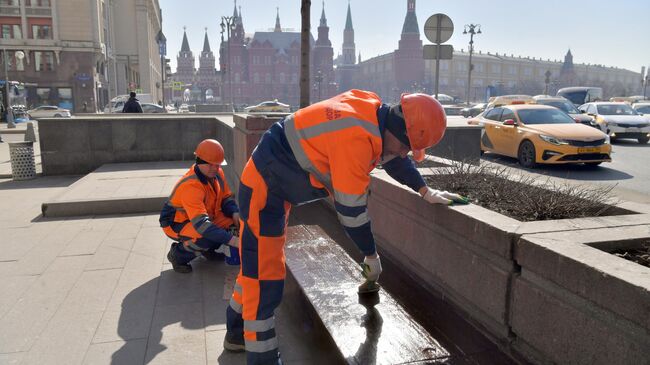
[193,164,210,185]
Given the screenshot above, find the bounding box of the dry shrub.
[423,161,620,221]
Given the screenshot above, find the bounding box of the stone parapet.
[38,115,234,175]
[367,166,650,362]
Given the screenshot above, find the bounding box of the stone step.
[285,224,451,365]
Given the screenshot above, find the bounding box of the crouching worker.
[159,139,240,273]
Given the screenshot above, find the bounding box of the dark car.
[461,103,486,118]
[533,96,598,129]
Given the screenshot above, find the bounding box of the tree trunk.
[300,0,311,108]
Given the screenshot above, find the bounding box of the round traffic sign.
[424,13,454,44]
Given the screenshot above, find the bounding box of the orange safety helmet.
[194,139,224,165]
[400,93,447,162]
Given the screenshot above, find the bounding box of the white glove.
[422,187,469,205]
[361,255,382,282]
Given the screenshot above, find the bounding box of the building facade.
[0,0,162,113]
[173,2,336,108]
[340,0,642,103]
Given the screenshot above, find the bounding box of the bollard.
[8,141,36,180]
[25,122,36,142]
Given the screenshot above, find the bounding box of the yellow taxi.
[468,103,611,168]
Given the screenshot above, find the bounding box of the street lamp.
[157,30,167,107]
[220,15,236,113]
[3,49,24,129]
[463,24,481,105]
[644,73,649,99]
[314,70,323,101]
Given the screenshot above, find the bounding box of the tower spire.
[202,28,211,53]
[345,1,353,30]
[401,0,419,35]
[274,7,281,32]
[320,1,327,27]
[180,26,190,53]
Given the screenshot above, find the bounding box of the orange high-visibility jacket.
[160,165,237,243]
[283,90,383,253]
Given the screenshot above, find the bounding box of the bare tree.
[300,0,311,108]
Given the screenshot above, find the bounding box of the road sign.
[424,14,454,44]
[423,44,453,60]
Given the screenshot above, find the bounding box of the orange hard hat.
[194,139,224,165]
[400,93,447,162]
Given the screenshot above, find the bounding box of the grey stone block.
[511,275,650,365]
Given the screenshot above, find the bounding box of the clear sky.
[159,0,650,75]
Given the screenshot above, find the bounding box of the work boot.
[202,249,225,261]
[223,332,245,353]
[167,243,192,273]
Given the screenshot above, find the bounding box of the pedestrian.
[224,89,467,364]
[159,139,241,273]
[82,101,88,113]
[122,92,143,113]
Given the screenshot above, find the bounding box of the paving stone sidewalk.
[0,174,336,365]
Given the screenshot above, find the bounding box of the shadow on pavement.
[481,154,633,181]
[0,175,82,190]
[112,262,223,365]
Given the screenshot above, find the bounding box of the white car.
[27,105,71,119]
[579,102,650,144]
[244,100,290,113]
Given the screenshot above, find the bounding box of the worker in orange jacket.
[224,90,467,364]
[159,139,240,273]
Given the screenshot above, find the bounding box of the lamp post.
[220,16,236,113]
[644,73,649,99]
[157,30,167,107]
[314,70,323,101]
[3,49,24,129]
[463,24,481,105]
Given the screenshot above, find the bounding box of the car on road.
[468,104,611,168]
[27,105,71,119]
[244,100,291,113]
[461,103,486,118]
[533,96,598,128]
[578,102,650,144]
[141,103,166,113]
[443,105,464,116]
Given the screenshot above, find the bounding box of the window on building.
[491,64,500,73]
[291,73,297,83]
[253,73,259,83]
[279,73,285,83]
[32,25,52,39]
[1,51,25,71]
[440,77,449,86]
[456,78,465,86]
[265,73,271,83]
[473,79,483,86]
[0,0,19,6]
[508,66,516,75]
[58,88,73,109]
[439,61,449,70]
[1,24,21,39]
[36,87,52,105]
[474,63,484,73]
[252,56,259,65]
[234,72,240,83]
[34,51,54,71]
[524,67,532,76]
[264,56,271,65]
